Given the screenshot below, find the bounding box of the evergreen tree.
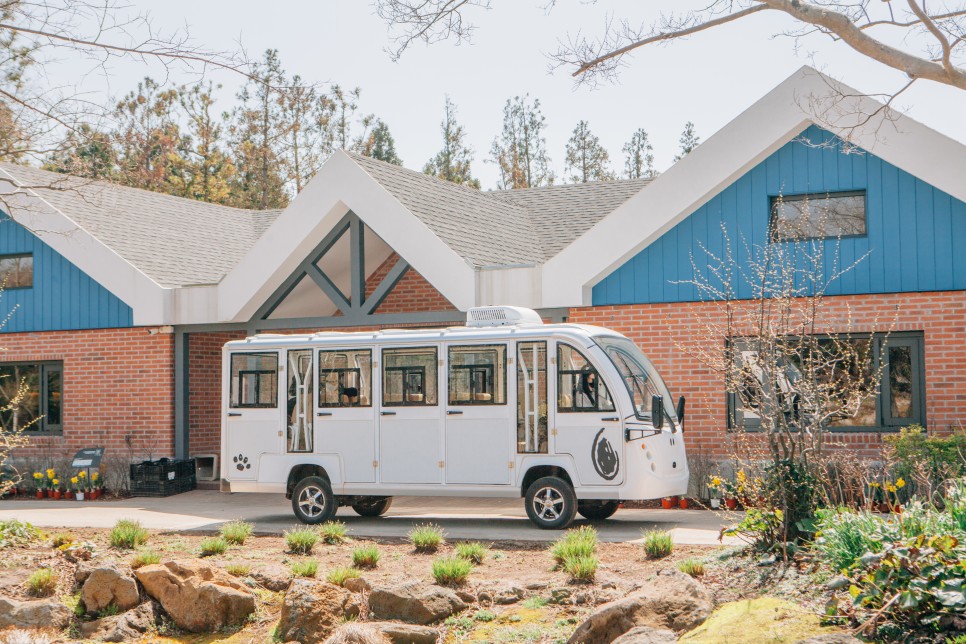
[357,119,401,164]
[622,128,656,179]
[227,49,289,209]
[424,96,479,188]
[489,95,553,189]
[328,84,363,150]
[564,120,612,183]
[279,74,329,193]
[45,124,115,180]
[673,121,700,162]
[173,82,235,204]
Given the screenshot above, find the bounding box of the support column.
[174,329,190,459]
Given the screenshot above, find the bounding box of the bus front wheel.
[525,476,577,529]
[292,476,337,524]
[352,496,393,517]
[577,500,620,521]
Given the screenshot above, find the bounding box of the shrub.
[885,425,966,500]
[0,519,41,548]
[290,560,318,578]
[50,532,73,548]
[562,554,598,581]
[432,556,473,585]
[109,520,148,549]
[522,596,549,609]
[408,524,445,553]
[285,527,319,555]
[25,568,56,597]
[813,508,894,572]
[225,562,252,577]
[219,520,253,545]
[455,541,489,565]
[326,566,361,586]
[474,609,496,622]
[678,558,706,577]
[351,545,380,568]
[550,526,598,565]
[199,537,228,557]
[130,550,161,569]
[641,530,674,559]
[318,521,348,545]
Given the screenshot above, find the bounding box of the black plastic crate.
[130,479,183,497]
[129,458,197,496]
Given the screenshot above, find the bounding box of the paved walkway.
[0,491,736,545]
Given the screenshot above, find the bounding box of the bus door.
[378,346,442,484]
[225,350,282,480]
[316,348,376,483]
[443,343,512,485]
[552,341,625,486]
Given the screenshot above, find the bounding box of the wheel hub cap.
[533,487,564,521]
[297,485,325,517]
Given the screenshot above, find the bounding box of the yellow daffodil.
[737,470,747,482]
[869,482,880,488]
[92,472,100,480]
[46,469,55,478]
[70,476,78,485]
[32,472,42,480]
[886,483,897,493]
[896,478,906,489]
[52,479,59,486]
[78,471,87,479]
[710,476,722,487]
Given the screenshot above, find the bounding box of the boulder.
[75,560,98,585]
[567,570,713,643]
[78,600,162,642]
[250,564,291,592]
[135,560,255,632]
[795,635,863,644]
[369,581,467,625]
[81,565,140,613]
[369,621,440,644]
[0,596,72,629]
[611,626,678,644]
[277,580,362,643]
[324,622,392,644]
[343,576,371,593]
[493,585,524,605]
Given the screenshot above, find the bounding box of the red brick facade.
[6,327,175,460]
[569,290,966,458]
[366,253,456,314]
[187,331,245,457]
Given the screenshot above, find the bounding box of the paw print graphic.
[233,454,251,471]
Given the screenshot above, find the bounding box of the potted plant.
[51,478,61,500]
[679,497,689,509]
[45,469,56,497]
[90,472,103,499]
[32,472,45,498]
[70,476,83,501]
[661,497,675,509]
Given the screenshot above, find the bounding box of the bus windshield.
[595,336,676,428]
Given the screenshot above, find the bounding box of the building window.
[229,352,278,408]
[0,362,62,434]
[557,343,615,413]
[728,332,924,431]
[0,253,33,289]
[770,191,866,242]
[319,349,372,407]
[383,347,438,406]
[448,345,507,405]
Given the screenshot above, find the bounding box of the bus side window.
[517,341,548,453]
[319,349,372,407]
[448,345,506,405]
[383,347,438,406]
[557,344,615,412]
[230,353,278,408]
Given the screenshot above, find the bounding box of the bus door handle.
[227,412,242,417]
[602,416,620,422]
[316,412,333,417]
[447,410,464,415]
[380,411,397,416]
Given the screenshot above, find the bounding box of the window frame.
[768,190,868,243]
[726,331,925,433]
[0,360,63,435]
[229,352,279,409]
[447,344,508,406]
[556,343,616,413]
[317,348,372,408]
[382,346,439,407]
[0,252,33,290]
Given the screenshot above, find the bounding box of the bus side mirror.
[651,395,664,430]
[676,396,686,423]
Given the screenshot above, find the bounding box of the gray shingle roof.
[0,163,282,288]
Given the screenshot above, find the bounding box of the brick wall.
[187,330,246,457]
[3,327,176,462]
[569,291,966,458]
[366,252,456,314]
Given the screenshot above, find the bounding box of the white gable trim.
[218,150,476,323]
[543,66,966,307]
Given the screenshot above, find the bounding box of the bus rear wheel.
[351,496,393,517]
[525,476,577,529]
[577,500,620,521]
[292,476,337,524]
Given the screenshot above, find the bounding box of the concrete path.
[0,491,736,545]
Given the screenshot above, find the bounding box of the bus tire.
[351,496,393,517]
[577,500,620,521]
[525,476,577,530]
[291,476,337,524]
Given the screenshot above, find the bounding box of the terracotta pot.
[877,502,890,513]
[64,491,72,500]
[52,490,61,500]
[725,498,739,510]
[36,490,44,499]
[679,498,689,510]
[661,498,674,510]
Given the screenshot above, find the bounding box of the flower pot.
[725,498,738,510]
[93,490,102,500]
[661,498,674,510]
[64,491,72,501]
[52,490,61,500]
[877,502,890,513]
[36,490,44,499]
[710,498,721,510]
[75,492,84,501]
[679,498,689,510]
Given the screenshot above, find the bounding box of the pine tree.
[279,74,329,193]
[45,124,115,180]
[490,95,553,189]
[564,120,612,183]
[327,85,363,150]
[424,97,479,188]
[673,121,700,162]
[622,128,656,179]
[357,119,401,164]
[173,82,235,204]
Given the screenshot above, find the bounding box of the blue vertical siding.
[593,125,966,305]
[0,215,133,332]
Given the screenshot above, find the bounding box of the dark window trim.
[0,252,33,290]
[726,331,925,433]
[768,190,868,243]
[556,342,616,413]
[318,348,372,408]
[447,344,508,406]
[382,346,439,407]
[229,352,279,409]
[1,360,63,435]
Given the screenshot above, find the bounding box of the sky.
[52,1,966,190]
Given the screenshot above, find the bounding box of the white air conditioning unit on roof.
[466,306,543,327]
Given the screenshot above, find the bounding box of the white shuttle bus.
[221,306,688,529]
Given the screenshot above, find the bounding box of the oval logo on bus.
[592,428,619,481]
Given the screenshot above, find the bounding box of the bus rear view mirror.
[651,395,664,430]
[676,396,686,423]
